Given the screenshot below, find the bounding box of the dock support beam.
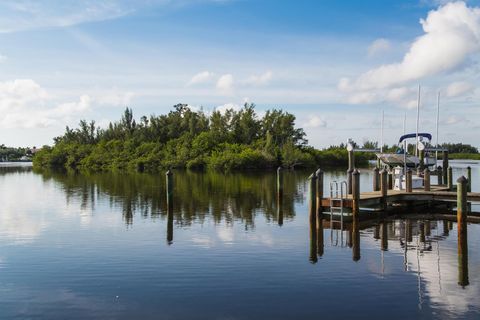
[352,169,360,216]
[380,169,388,210]
[457,176,469,287]
[406,169,412,193]
[424,168,431,191]
[309,173,317,264]
[437,166,443,185]
[388,172,393,190]
[373,167,380,192]
[448,167,453,191]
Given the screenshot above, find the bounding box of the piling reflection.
[458,230,469,287]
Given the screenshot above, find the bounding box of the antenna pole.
[381,110,384,153]
[435,91,440,164]
[415,85,421,158]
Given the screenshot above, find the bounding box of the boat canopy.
[398,133,432,144]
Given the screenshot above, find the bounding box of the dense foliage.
[34,104,334,171]
[0,144,33,161]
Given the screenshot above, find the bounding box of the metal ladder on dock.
[329,181,347,247]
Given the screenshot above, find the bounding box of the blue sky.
[0,0,479,148]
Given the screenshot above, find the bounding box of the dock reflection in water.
[0,165,479,319]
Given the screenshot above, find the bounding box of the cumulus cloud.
[340,1,480,93]
[367,38,391,57]
[304,116,327,128]
[215,102,242,114]
[216,74,234,93]
[445,81,474,97]
[245,70,273,86]
[187,71,214,86]
[0,79,94,128]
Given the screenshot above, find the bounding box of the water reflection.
[35,169,303,228]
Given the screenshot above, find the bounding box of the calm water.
[0,162,479,319]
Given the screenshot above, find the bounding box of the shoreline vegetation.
[30,104,480,172]
[33,104,371,171]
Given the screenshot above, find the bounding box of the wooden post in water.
[373,167,380,192]
[309,173,318,263]
[448,167,453,191]
[166,170,174,245]
[424,168,431,191]
[380,169,388,211]
[406,169,413,193]
[437,166,443,185]
[347,149,355,195]
[467,166,472,193]
[348,150,355,171]
[347,169,353,195]
[352,166,361,261]
[309,173,317,223]
[443,151,449,183]
[380,222,388,251]
[457,176,469,287]
[352,169,360,217]
[316,169,323,216]
[277,167,284,226]
[277,167,284,201]
[388,172,393,190]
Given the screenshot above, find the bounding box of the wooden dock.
[320,185,480,210]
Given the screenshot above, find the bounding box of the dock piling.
[406,169,412,193]
[443,151,449,183]
[352,169,360,216]
[424,168,431,191]
[166,170,174,245]
[316,168,323,216]
[373,167,380,192]
[437,166,443,185]
[388,172,393,190]
[448,167,453,191]
[457,176,469,287]
[467,166,472,193]
[309,173,317,223]
[380,169,388,210]
[277,167,284,200]
[347,169,353,195]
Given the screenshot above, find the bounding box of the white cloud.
[187,71,214,86]
[245,70,273,86]
[341,2,480,92]
[445,81,474,97]
[0,79,91,128]
[215,102,242,114]
[367,38,391,57]
[216,74,234,93]
[0,54,6,62]
[0,1,132,33]
[304,116,327,128]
